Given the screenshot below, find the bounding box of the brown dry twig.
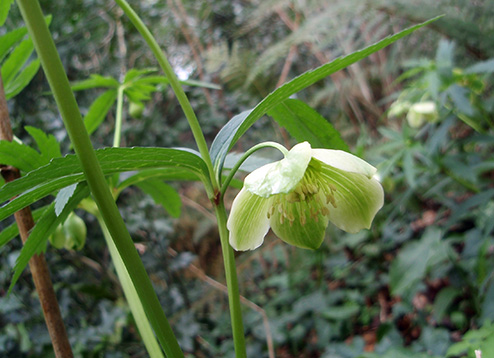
[0,74,73,357]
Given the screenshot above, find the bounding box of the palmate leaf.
[0,147,209,221]
[210,17,441,176]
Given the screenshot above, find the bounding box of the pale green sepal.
[227,188,271,250]
[311,149,377,179]
[270,199,329,250]
[319,164,384,233]
[245,142,312,197]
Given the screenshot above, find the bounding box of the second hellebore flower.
[227,142,384,251]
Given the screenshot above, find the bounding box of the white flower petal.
[270,196,329,250]
[245,142,312,197]
[311,149,377,179]
[227,188,272,251]
[319,165,384,233]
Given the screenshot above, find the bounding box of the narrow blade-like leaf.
[210,17,441,174]
[4,59,40,99]
[136,179,181,218]
[8,184,90,294]
[84,89,118,135]
[0,147,209,221]
[267,99,349,151]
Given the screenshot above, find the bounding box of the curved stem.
[214,200,247,358]
[221,141,288,195]
[16,1,184,356]
[114,0,218,190]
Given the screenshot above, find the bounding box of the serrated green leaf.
[70,74,120,91]
[0,147,209,221]
[55,183,77,216]
[0,27,28,62]
[210,16,441,175]
[84,89,118,135]
[267,99,349,151]
[117,168,198,191]
[0,206,47,249]
[4,59,40,99]
[24,126,61,162]
[0,140,44,172]
[136,179,181,218]
[8,184,90,294]
[1,38,35,84]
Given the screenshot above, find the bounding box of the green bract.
[227,142,384,251]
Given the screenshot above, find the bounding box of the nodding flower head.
[227,142,384,251]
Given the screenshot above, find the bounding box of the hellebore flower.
[227,142,384,251]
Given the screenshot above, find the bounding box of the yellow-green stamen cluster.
[267,162,337,226]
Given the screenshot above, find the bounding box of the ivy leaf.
[210,16,441,176]
[267,99,349,151]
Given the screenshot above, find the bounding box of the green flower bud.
[63,212,87,251]
[129,101,145,118]
[49,224,66,249]
[49,212,87,251]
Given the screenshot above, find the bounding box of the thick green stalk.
[113,3,249,354]
[16,1,183,356]
[214,201,247,358]
[95,212,164,358]
[114,0,218,189]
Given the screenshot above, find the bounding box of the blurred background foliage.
[1,0,493,357]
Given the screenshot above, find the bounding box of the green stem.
[16,1,183,356]
[114,0,218,190]
[113,85,125,148]
[214,200,247,358]
[94,209,164,358]
[221,141,288,195]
